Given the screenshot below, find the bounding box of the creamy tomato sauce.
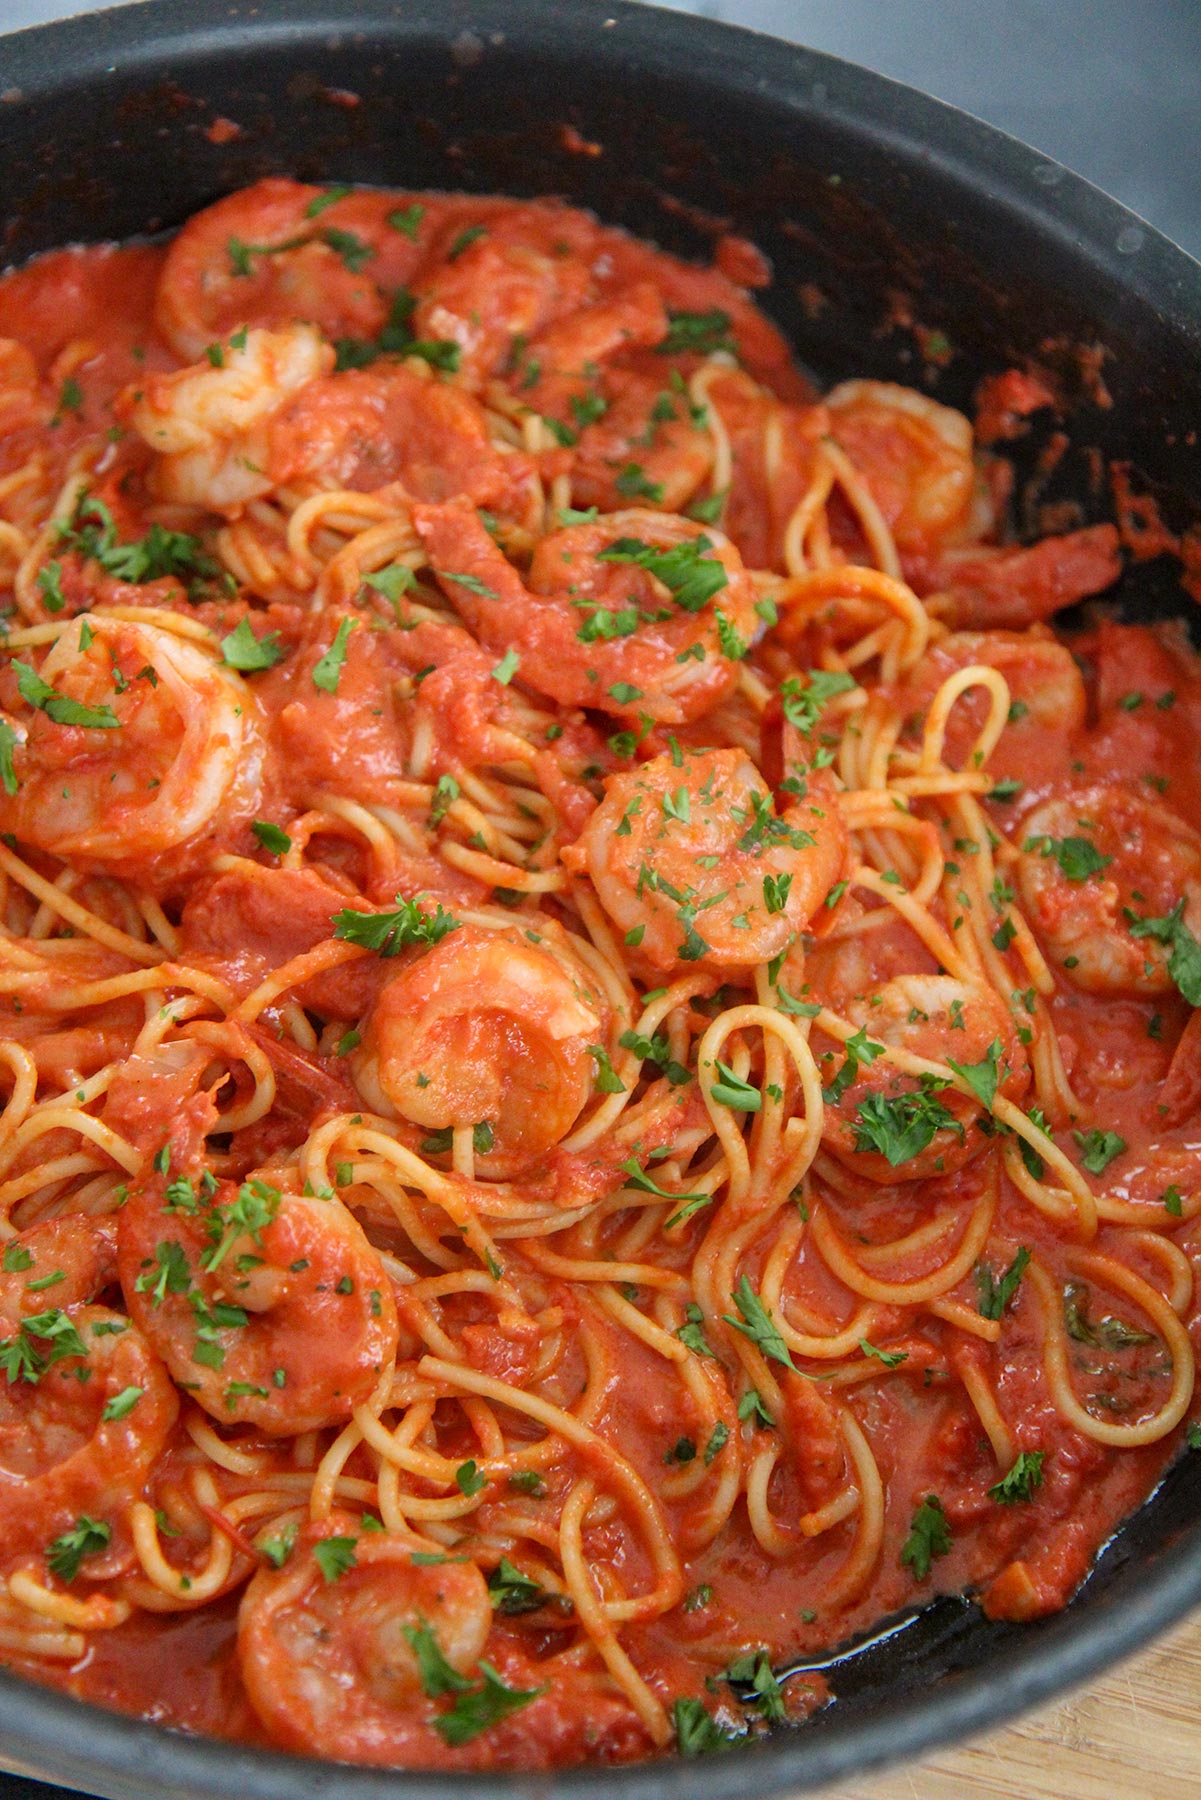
[0,180,1194,1769]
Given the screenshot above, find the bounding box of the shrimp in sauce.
[565,747,848,971]
[118,1177,399,1433]
[0,614,263,880]
[1017,786,1201,995]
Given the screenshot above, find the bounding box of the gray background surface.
[0,0,1196,1795]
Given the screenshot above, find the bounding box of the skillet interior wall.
[1,1,1201,1792]
[2,0,1200,528]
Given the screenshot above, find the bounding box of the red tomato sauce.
[0,182,1195,1770]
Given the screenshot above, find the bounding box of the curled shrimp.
[563,746,848,971]
[238,1515,494,1763]
[353,924,603,1175]
[238,1516,630,1767]
[0,1216,117,1322]
[152,178,426,362]
[125,324,333,509]
[0,614,264,877]
[1016,786,1201,995]
[826,379,978,554]
[910,526,1122,629]
[118,1177,399,1434]
[267,361,539,520]
[896,628,1086,753]
[814,973,1030,1182]
[413,501,758,724]
[0,1303,178,1563]
[411,201,596,388]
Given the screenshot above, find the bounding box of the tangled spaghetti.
[0,178,1196,1766]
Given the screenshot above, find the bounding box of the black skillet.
[1,2,1201,1795]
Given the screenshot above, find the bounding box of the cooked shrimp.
[909,526,1121,629]
[354,924,602,1175]
[563,747,848,971]
[267,361,538,520]
[555,354,716,517]
[890,628,1085,782]
[816,973,1029,1183]
[153,178,426,362]
[903,629,1085,736]
[412,203,596,388]
[0,614,263,876]
[826,379,978,553]
[0,1216,117,1323]
[413,501,758,724]
[118,1179,399,1434]
[1016,786,1201,995]
[0,1304,178,1562]
[238,1516,493,1762]
[125,324,333,509]
[516,282,668,419]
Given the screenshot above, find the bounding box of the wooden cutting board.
[816,1604,1201,1800]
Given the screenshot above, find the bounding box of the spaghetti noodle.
[0,177,1195,1767]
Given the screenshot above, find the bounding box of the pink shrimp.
[413,500,758,724]
[564,747,848,971]
[118,1175,399,1434]
[352,923,603,1175]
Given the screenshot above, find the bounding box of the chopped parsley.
[1072,1128,1126,1173]
[901,1494,952,1580]
[614,462,665,503]
[312,617,355,693]
[56,493,219,593]
[722,1276,799,1373]
[709,1061,761,1112]
[988,1450,1045,1504]
[673,1696,742,1755]
[201,1178,280,1274]
[676,1303,715,1359]
[596,534,727,612]
[657,309,736,357]
[486,1558,546,1615]
[0,721,17,797]
[1022,833,1112,882]
[945,1038,1003,1110]
[47,1516,111,1582]
[974,1246,1031,1320]
[101,1385,144,1421]
[588,1044,627,1094]
[491,647,520,685]
[13,661,117,730]
[251,820,291,857]
[1063,1281,1153,1349]
[220,617,285,671]
[780,668,856,734]
[1126,899,1201,1005]
[432,1663,543,1746]
[0,1308,87,1383]
[312,1535,358,1583]
[618,1027,690,1086]
[455,1459,487,1497]
[332,894,459,956]
[852,1078,959,1165]
[725,1649,786,1724]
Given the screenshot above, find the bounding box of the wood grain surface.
[815,1605,1201,1800]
